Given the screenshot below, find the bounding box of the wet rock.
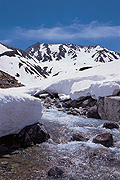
[55,102,62,108]
[82,97,96,108]
[0,146,9,156]
[0,123,50,155]
[62,100,72,108]
[103,122,119,129]
[73,108,83,115]
[2,154,11,158]
[71,134,88,141]
[87,105,101,119]
[82,99,90,107]
[69,177,76,180]
[17,123,50,147]
[93,133,113,147]
[48,166,64,178]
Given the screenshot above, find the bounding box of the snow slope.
[0,43,49,86]
[0,87,42,137]
[26,42,120,79]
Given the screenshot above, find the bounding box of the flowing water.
[0,107,120,179]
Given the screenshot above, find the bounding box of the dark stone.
[87,105,101,119]
[112,89,120,96]
[93,133,113,147]
[69,177,76,180]
[0,123,50,156]
[48,166,64,178]
[17,123,50,147]
[82,99,90,107]
[103,122,119,129]
[62,100,72,108]
[55,102,62,108]
[0,146,9,156]
[71,134,88,141]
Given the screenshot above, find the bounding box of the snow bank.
[0,88,42,137]
[71,80,120,100]
[41,60,120,100]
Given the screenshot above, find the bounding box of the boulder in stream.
[48,166,64,178]
[93,133,113,147]
[103,122,119,129]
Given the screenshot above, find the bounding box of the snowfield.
[0,87,42,137]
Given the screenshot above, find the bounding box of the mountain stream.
[0,107,120,179]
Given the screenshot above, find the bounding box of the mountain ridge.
[0,42,120,85]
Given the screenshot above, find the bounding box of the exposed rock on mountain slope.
[0,70,24,88]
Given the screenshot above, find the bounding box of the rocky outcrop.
[0,70,24,88]
[98,96,120,121]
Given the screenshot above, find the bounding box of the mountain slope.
[0,43,50,85]
[25,42,120,77]
[0,42,120,86]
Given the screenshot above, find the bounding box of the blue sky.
[0,0,120,52]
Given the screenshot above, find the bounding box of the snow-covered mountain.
[25,42,120,77]
[0,42,120,86]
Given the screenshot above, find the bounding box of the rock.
[0,123,50,155]
[82,97,96,108]
[2,154,11,158]
[69,177,76,180]
[74,108,83,115]
[98,96,120,121]
[17,123,50,147]
[0,70,24,88]
[62,100,72,108]
[103,122,119,129]
[48,166,64,178]
[71,134,88,141]
[112,89,120,96]
[0,146,9,156]
[44,97,53,104]
[82,99,90,107]
[87,105,101,119]
[97,97,105,119]
[93,133,113,147]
